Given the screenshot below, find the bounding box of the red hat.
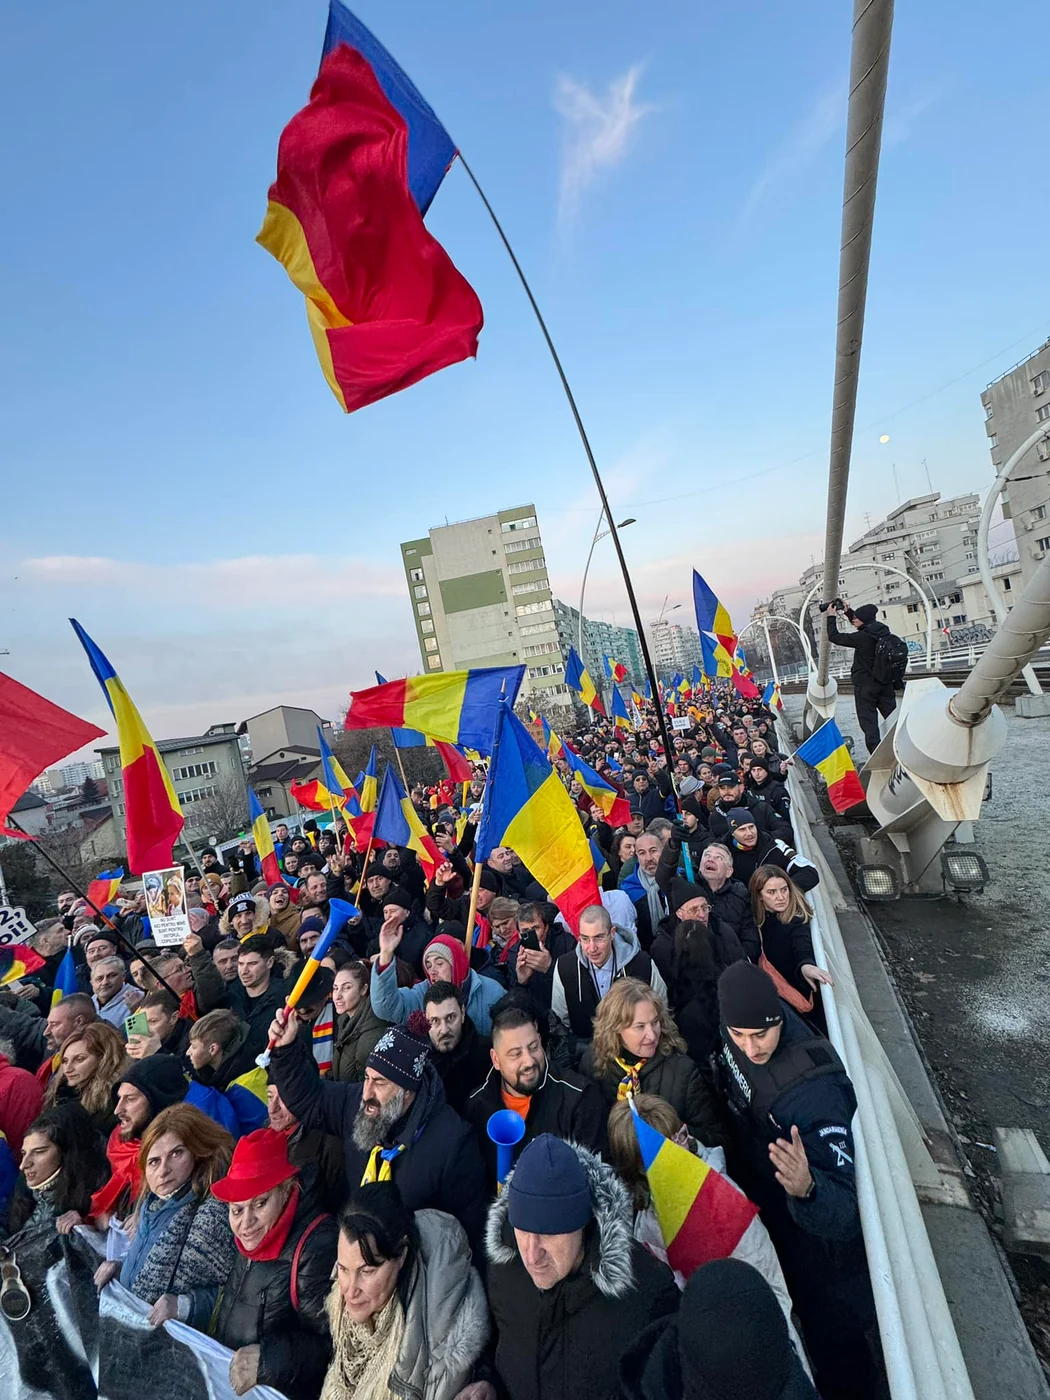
[423,934,469,988]
[211,1127,298,1203]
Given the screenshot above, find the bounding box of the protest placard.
[142,865,190,947]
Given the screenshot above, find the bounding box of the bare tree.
[182,774,250,845]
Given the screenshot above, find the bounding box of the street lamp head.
[617,517,637,528]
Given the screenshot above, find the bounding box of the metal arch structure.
[738,614,814,679]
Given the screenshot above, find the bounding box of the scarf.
[321,1281,405,1400]
[614,1056,644,1100]
[636,866,665,937]
[90,1129,143,1220]
[361,1143,406,1185]
[312,1000,335,1076]
[235,1183,300,1261]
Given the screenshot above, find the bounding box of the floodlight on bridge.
[855,863,900,902]
[941,849,988,894]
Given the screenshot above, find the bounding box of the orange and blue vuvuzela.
[345,667,525,755]
[796,718,866,813]
[70,621,184,875]
[477,705,600,935]
[256,2,483,414]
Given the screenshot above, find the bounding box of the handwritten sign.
[0,906,37,948]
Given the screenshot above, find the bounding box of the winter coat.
[465,1062,609,1188]
[211,1184,337,1400]
[485,1142,680,1400]
[693,876,762,962]
[618,868,669,951]
[757,914,818,999]
[825,613,891,685]
[370,958,506,1037]
[330,999,388,1083]
[322,1208,489,1400]
[429,1016,491,1115]
[728,834,819,895]
[0,1005,46,1073]
[551,928,668,1044]
[579,1046,726,1148]
[629,782,667,824]
[121,1188,234,1326]
[365,913,433,976]
[0,1053,43,1158]
[287,1130,346,1216]
[227,974,289,1058]
[620,1313,817,1400]
[747,771,792,822]
[707,793,793,847]
[649,914,745,1066]
[269,1036,488,1249]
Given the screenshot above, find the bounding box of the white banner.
[0,904,36,947]
[143,866,191,947]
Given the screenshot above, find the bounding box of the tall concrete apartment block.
[981,337,1050,592]
[400,505,570,706]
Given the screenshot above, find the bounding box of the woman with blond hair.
[43,1021,128,1136]
[93,1103,235,1327]
[581,978,725,1146]
[748,866,833,1033]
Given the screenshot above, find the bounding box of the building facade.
[400,506,570,707]
[981,337,1050,593]
[98,730,248,849]
[649,619,703,677]
[552,599,645,697]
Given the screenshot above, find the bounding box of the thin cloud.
[554,65,652,231]
[883,82,947,148]
[736,81,845,232]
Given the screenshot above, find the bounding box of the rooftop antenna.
[922,457,933,493]
[892,462,901,505]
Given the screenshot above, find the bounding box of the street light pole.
[578,511,636,676]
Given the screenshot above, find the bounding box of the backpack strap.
[290,1212,331,1312]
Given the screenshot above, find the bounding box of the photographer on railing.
[822,600,906,754]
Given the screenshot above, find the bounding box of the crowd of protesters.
[0,690,882,1399]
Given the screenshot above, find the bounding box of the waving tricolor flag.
[795,719,865,812]
[257,1,482,413]
[562,742,632,827]
[762,681,784,712]
[85,868,124,914]
[603,655,628,685]
[564,647,605,715]
[372,765,442,880]
[249,789,283,886]
[70,621,184,874]
[692,570,737,656]
[346,667,524,753]
[610,687,632,732]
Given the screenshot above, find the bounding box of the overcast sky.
[2,0,1046,758]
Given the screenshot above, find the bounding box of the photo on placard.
[143,865,191,947]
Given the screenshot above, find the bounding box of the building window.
[413,585,428,600]
[1038,440,1050,462]
[1032,371,1050,395]
[420,618,434,634]
[988,433,998,448]
[424,637,438,652]
[953,615,967,625]
[985,401,994,418]
[417,601,431,617]
[507,557,546,574]
[427,655,442,670]
[118,803,125,816]
[1003,577,1012,590]
[522,643,558,657]
[516,601,553,617]
[504,536,540,554]
[404,547,417,556]
[1037,405,1050,423]
[171,761,217,781]
[501,516,536,533]
[925,571,944,582]
[528,664,561,678]
[906,603,920,613]
[519,621,556,637]
[511,579,549,596]
[967,567,979,573]
[409,568,424,583]
[1034,505,1048,521]
[179,785,217,804]
[945,591,962,604]
[1037,537,1050,552]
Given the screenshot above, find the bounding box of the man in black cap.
[825,601,898,753]
[226,892,257,941]
[708,767,793,846]
[715,962,880,1400]
[266,1012,488,1247]
[482,1133,678,1400]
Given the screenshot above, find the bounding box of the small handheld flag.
[249,789,282,886]
[0,945,46,987]
[795,719,865,812]
[51,943,78,1009]
[257,897,360,1067]
[372,765,442,880]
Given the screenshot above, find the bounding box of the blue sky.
[2,0,1047,754]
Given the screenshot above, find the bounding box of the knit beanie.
[381,885,414,913]
[725,808,755,834]
[367,1027,431,1093]
[479,867,502,895]
[119,1054,189,1118]
[678,1259,796,1400]
[853,603,878,625]
[227,893,256,919]
[506,1134,593,1235]
[718,963,783,1030]
[668,878,710,914]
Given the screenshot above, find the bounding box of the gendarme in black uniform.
[716,962,881,1400]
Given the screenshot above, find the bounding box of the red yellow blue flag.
[0,944,45,987]
[565,647,605,715]
[796,719,865,812]
[85,868,124,913]
[346,667,524,753]
[51,944,78,1009]
[477,703,600,934]
[372,764,442,880]
[603,655,628,685]
[693,570,737,656]
[561,742,632,828]
[249,788,282,886]
[70,621,184,874]
[610,687,632,732]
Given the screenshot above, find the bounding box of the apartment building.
[98,726,247,847]
[981,337,1050,593]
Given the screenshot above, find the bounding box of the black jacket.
[429,1015,491,1114]
[620,1313,818,1400]
[728,834,819,895]
[708,792,793,846]
[269,1035,488,1247]
[629,780,667,823]
[364,912,432,975]
[579,1045,726,1147]
[502,924,577,1014]
[226,975,288,1059]
[330,999,388,1083]
[757,914,818,999]
[210,1184,337,1400]
[747,771,791,822]
[650,914,747,1064]
[826,614,891,685]
[702,877,761,961]
[485,1143,680,1400]
[465,1062,608,1188]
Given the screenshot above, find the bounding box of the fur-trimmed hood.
[485,1140,636,1299]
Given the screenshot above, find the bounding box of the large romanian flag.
[85,868,124,914]
[693,570,737,656]
[565,647,605,715]
[700,630,734,680]
[70,621,184,874]
[372,765,442,880]
[562,743,632,828]
[796,719,865,812]
[249,788,282,886]
[345,667,524,754]
[477,704,600,933]
[633,1107,757,1277]
[376,673,473,780]
[257,2,482,413]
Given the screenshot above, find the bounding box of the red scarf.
[90,1127,142,1220]
[234,1183,300,1261]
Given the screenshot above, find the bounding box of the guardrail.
[780,739,975,1399]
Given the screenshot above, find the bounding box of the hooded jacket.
[269,1036,488,1248]
[551,928,668,1042]
[370,956,506,1037]
[649,914,746,1064]
[465,1061,608,1187]
[322,1208,489,1400]
[484,1142,679,1400]
[825,613,891,685]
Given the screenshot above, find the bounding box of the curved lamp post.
[578,513,637,661]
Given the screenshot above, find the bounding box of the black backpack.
[873,631,910,688]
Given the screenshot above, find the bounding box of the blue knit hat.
[507,1135,592,1235]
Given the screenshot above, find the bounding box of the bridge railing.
[780,745,975,1399]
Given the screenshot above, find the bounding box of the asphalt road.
[783,691,1050,1157]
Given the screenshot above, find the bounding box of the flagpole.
[456,156,677,770]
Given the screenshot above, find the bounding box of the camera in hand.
[818,597,846,613]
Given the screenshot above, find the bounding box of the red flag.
[0,672,105,837]
[434,741,473,784]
